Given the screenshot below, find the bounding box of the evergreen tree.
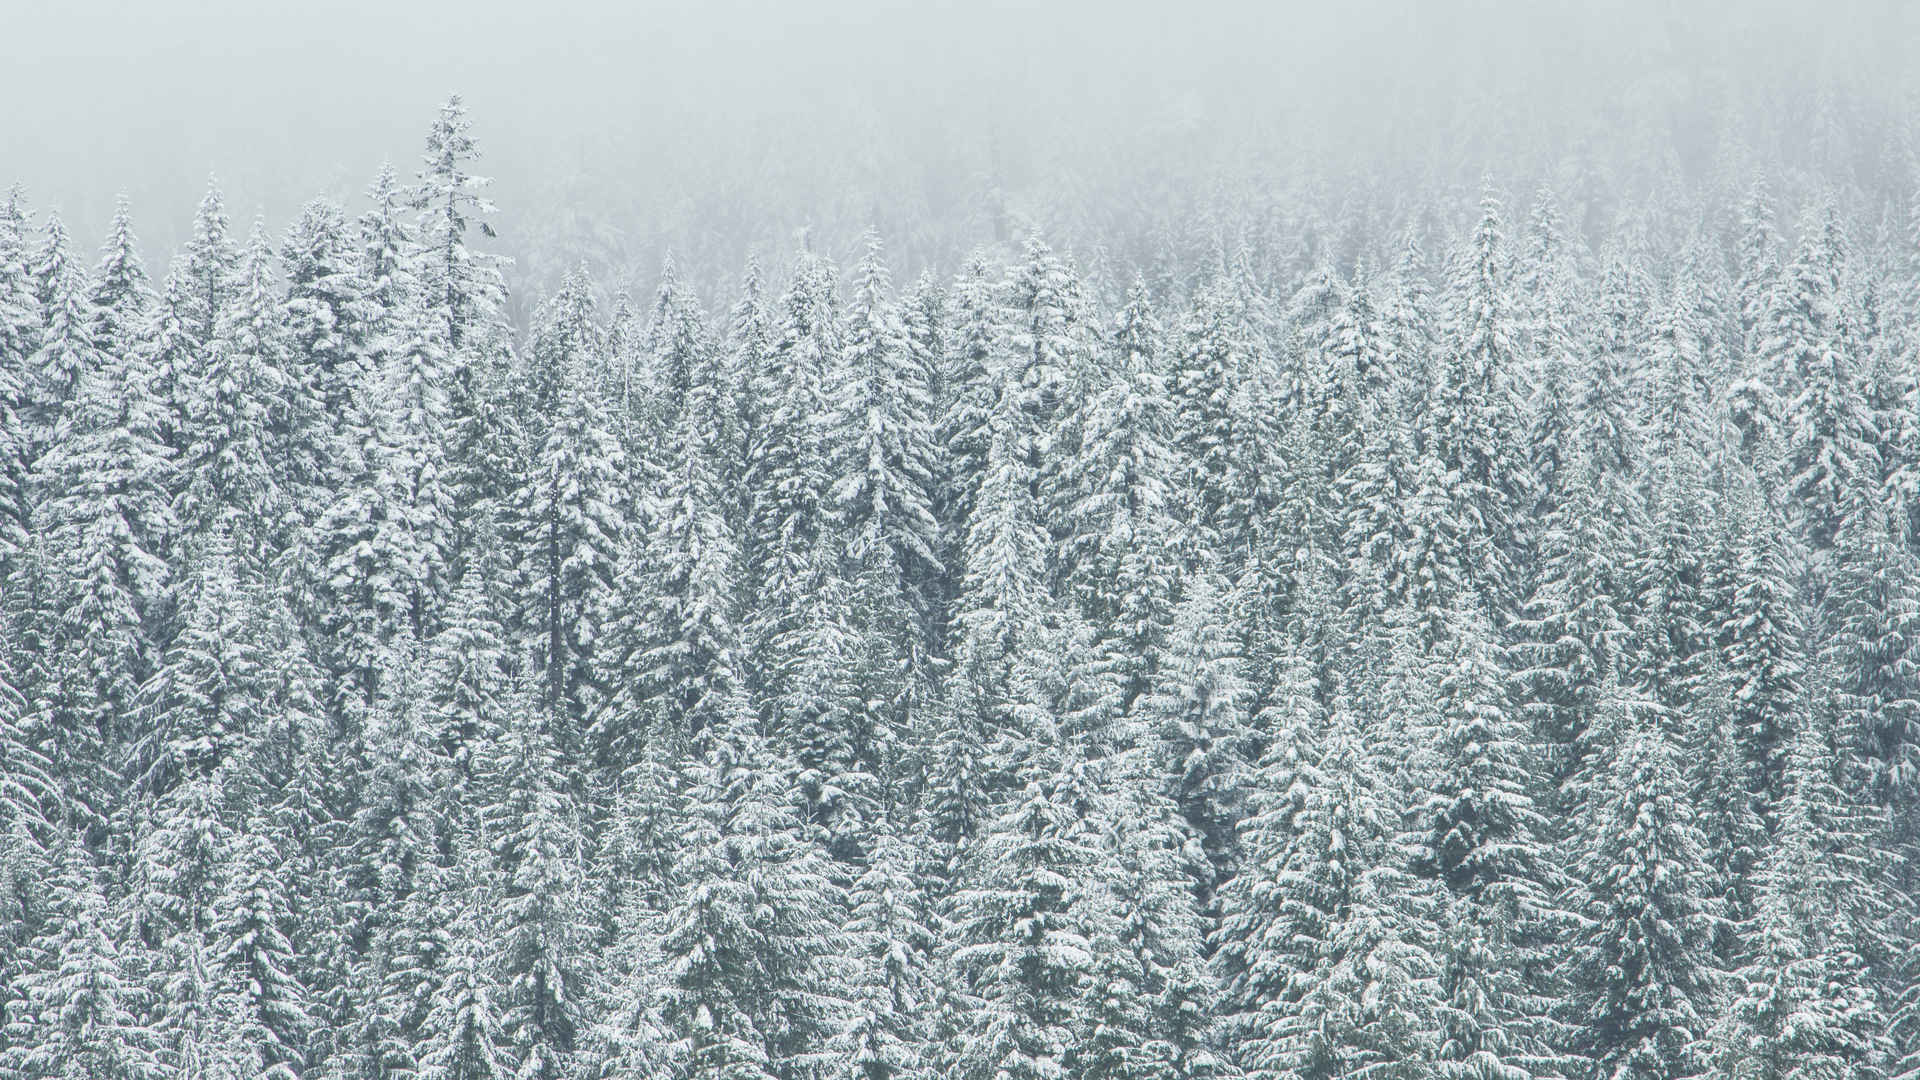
[1086,755,1226,1080]
[1770,207,1868,552]
[1715,695,1890,1080]
[31,231,177,783]
[410,97,514,548]
[1426,191,1527,614]
[657,691,845,1080]
[1059,277,1179,711]
[423,566,509,780]
[1562,681,1722,1080]
[1004,232,1092,472]
[347,634,456,1080]
[3,840,155,1080]
[833,813,937,1080]
[744,251,840,693]
[946,350,1052,744]
[1168,279,1270,570]
[933,255,1000,596]
[617,326,739,754]
[24,214,90,464]
[411,95,506,359]
[1220,686,1442,1080]
[1139,568,1252,900]
[1823,489,1920,813]
[213,826,315,1080]
[946,733,1104,1080]
[830,231,942,641]
[724,258,774,506]
[639,256,710,424]
[279,197,376,492]
[181,221,289,556]
[87,197,154,363]
[139,522,269,797]
[180,180,241,351]
[417,898,507,1080]
[0,188,36,566]
[1715,466,1807,805]
[507,271,624,737]
[1510,453,1635,806]
[481,683,590,1080]
[1413,598,1562,1080]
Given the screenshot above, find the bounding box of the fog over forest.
[9,5,1920,1080]
[8,1,1917,302]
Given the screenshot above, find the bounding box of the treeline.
[2,95,1920,1080]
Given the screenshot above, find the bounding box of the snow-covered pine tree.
[1059,277,1180,712]
[138,520,270,798]
[830,230,942,647]
[1714,686,1891,1080]
[945,727,1105,1080]
[833,810,937,1080]
[1732,178,1780,368]
[409,97,514,550]
[423,565,509,783]
[507,270,624,741]
[1336,376,1415,660]
[1005,232,1092,476]
[1513,185,1581,506]
[27,243,176,832]
[635,255,692,417]
[180,179,241,351]
[657,687,846,1080]
[1509,451,1636,810]
[1632,282,1716,715]
[1821,473,1920,815]
[1714,461,1807,806]
[1578,252,1647,487]
[480,674,591,1080]
[613,304,740,757]
[945,340,1052,751]
[743,250,840,697]
[3,838,156,1080]
[280,198,376,501]
[180,220,290,558]
[212,824,316,1080]
[23,214,91,469]
[1687,657,1766,964]
[410,96,505,361]
[1561,677,1723,1080]
[773,534,880,851]
[1081,749,1225,1080]
[1412,596,1564,1080]
[1168,278,1271,574]
[417,889,507,1080]
[933,255,1000,600]
[312,379,418,723]
[724,258,774,519]
[340,632,455,1080]
[0,617,51,1001]
[1425,190,1528,617]
[87,197,154,362]
[142,262,200,471]
[0,188,36,568]
[1771,205,1871,553]
[1138,566,1253,903]
[1220,684,1443,1080]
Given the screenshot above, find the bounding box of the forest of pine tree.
[7,84,1920,1080]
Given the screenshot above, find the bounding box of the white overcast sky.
[2,0,1912,265]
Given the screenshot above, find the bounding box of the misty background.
[5,0,1918,315]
